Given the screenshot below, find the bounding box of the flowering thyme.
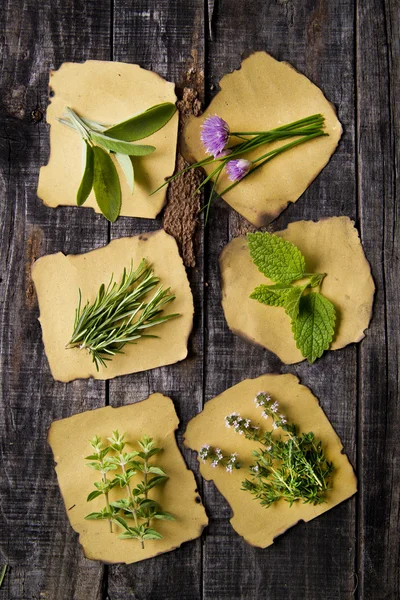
[199,444,239,473]
[199,392,334,508]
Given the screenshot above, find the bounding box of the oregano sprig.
[58,102,176,221]
[85,431,174,549]
[247,232,336,362]
[199,392,334,509]
[66,259,179,371]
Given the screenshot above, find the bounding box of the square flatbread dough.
[220,216,375,364]
[184,374,357,548]
[182,52,342,227]
[48,394,208,563]
[32,230,193,381]
[38,60,178,219]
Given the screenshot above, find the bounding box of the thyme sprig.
[85,431,174,549]
[67,259,179,371]
[200,392,334,508]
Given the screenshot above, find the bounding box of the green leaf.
[142,529,163,540]
[291,292,336,363]
[90,131,155,156]
[115,153,134,194]
[309,273,326,287]
[92,146,121,222]
[247,232,306,284]
[77,141,94,206]
[87,490,103,502]
[284,285,308,321]
[153,511,175,520]
[146,475,168,490]
[250,283,292,307]
[104,102,176,141]
[112,516,130,531]
[84,511,105,520]
[147,466,166,476]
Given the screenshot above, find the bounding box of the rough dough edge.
[219,216,375,364]
[181,51,343,227]
[32,229,194,382]
[39,60,178,220]
[48,394,209,564]
[183,373,357,549]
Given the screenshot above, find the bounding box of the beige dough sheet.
[38,60,178,219]
[48,394,208,563]
[184,374,357,548]
[182,52,342,227]
[31,230,193,382]
[220,216,375,364]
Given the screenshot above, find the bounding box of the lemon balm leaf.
[292,293,336,363]
[247,232,306,284]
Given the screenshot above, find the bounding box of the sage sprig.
[85,431,174,549]
[199,392,334,508]
[67,259,179,371]
[248,232,336,363]
[152,113,327,222]
[58,102,176,221]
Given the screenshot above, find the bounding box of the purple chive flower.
[201,115,230,156]
[225,159,252,182]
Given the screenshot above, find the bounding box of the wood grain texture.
[204,1,358,598]
[107,2,205,599]
[0,1,110,598]
[357,0,400,598]
[0,0,398,598]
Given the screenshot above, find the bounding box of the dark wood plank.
[357,1,400,597]
[0,1,111,598]
[204,1,358,598]
[106,2,205,599]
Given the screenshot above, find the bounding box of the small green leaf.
[104,102,176,141]
[115,153,134,194]
[247,232,306,284]
[153,511,175,520]
[77,141,94,206]
[250,283,292,307]
[309,273,326,287]
[91,131,155,156]
[142,529,163,540]
[284,285,308,321]
[112,516,130,531]
[146,475,168,490]
[147,466,166,476]
[87,490,103,502]
[92,146,121,222]
[84,511,105,520]
[292,292,336,363]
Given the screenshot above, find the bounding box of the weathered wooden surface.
[0,1,398,599]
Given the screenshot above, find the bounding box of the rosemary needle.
[67,259,179,370]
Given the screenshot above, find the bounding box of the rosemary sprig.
[66,259,179,371]
[200,392,334,508]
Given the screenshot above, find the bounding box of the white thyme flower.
[272,422,278,430]
[271,401,279,413]
[261,411,269,420]
[226,464,233,473]
[245,419,251,428]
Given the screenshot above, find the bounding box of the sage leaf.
[92,146,121,222]
[104,102,177,141]
[91,131,155,156]
[291,292,336,363]
[247,232,306,284]
[77,141,94,206]
[115,153,134,194]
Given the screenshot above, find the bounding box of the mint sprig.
[248,232,336,363]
